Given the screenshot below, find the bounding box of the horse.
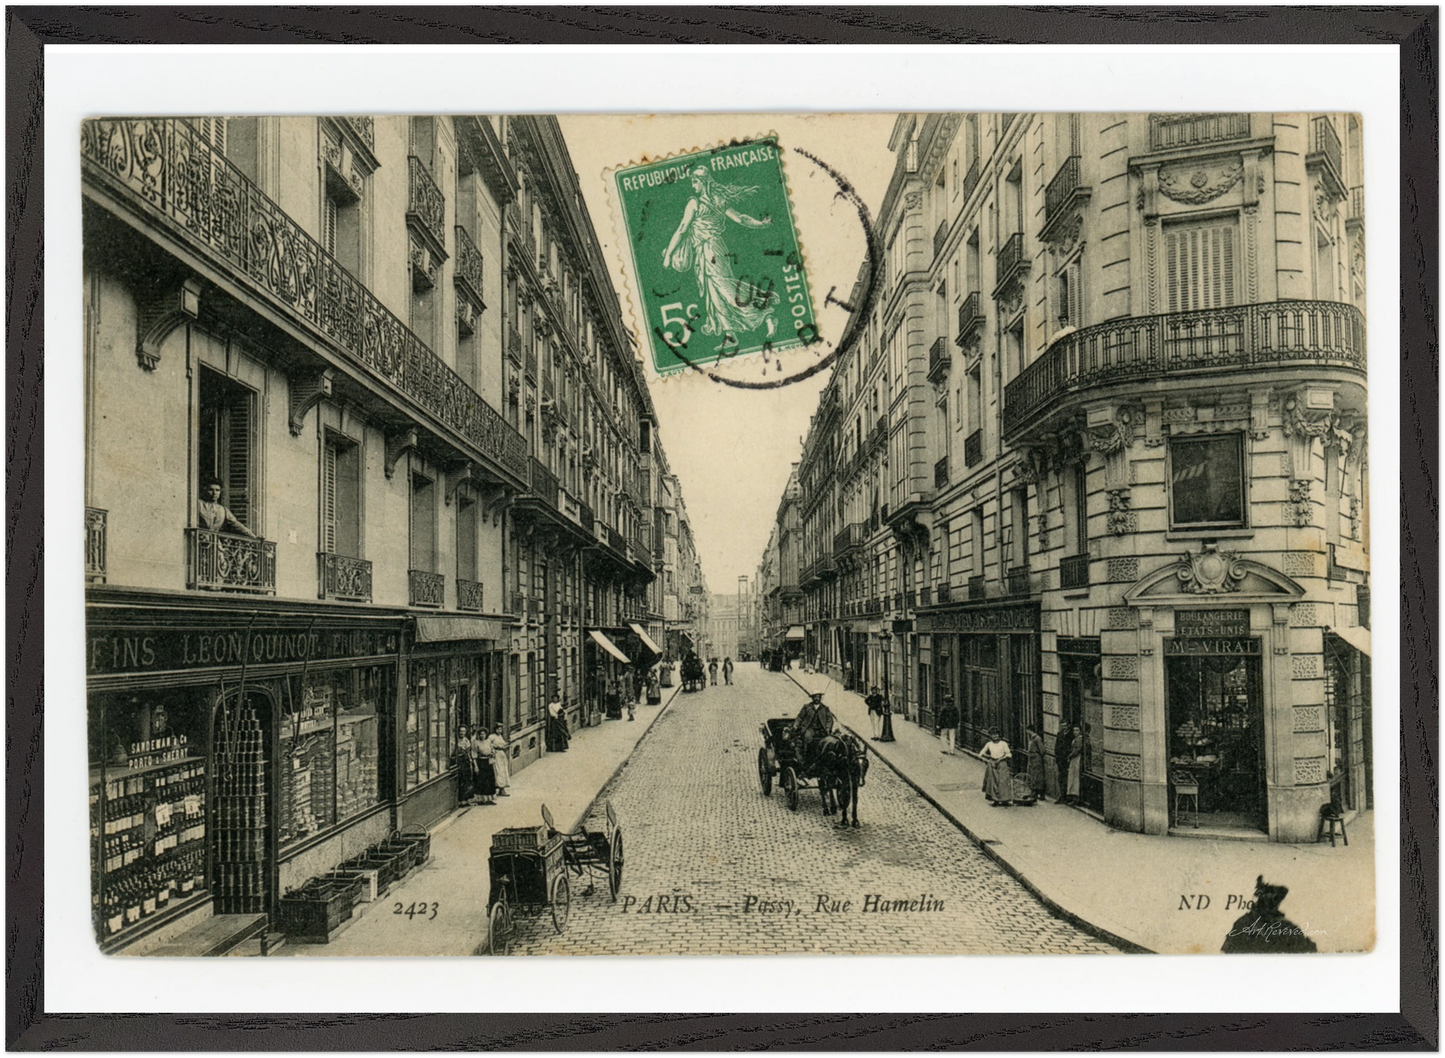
[816,732,868,828]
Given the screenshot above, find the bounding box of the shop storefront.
[587,629,632,720]
[1056,637,1104,812]
[86,595,401,952]
[400,616,508,829]
[916,603,1040,754]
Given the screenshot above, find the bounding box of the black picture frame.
[8,6,1436,1050]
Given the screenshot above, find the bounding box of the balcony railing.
[409,569,446,608]
[956,292,984,347]
[1004,300,1366,437]
[1060,554,1090,590]
[834,523,864,555]
[506,325,522,365]
[995,231,1027,295]
[529,457,559,508]
[81,120,528,482]
[934,456,950,490]
[1308,116,1344,189]
[318,552,373,602]
[187,529,276,594]
[85,507,107,582]
[406,156,447,258]
[607,525,627,555]
[578,502,595,533]
[1349,186,1365,223]
[1148,113,1251,151]
[960,158,981,204]
[964,429,984,468]
[927,336,950,382]
[967,575,985,602]
[1007,565,1030,597]
[1044,155,1084,227]
[453,225,485,307]
[525,348,538,380]
[933,219,949,260]
[457,577,485,612]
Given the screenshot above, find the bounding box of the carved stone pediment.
[1158,159,1244,206]
[1174,545,1247,595]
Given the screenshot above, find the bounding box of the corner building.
[787,112,1370,842]
[82,115,686,951]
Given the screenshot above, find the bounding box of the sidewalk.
[786,669,1375,955]
[280,688,681,957]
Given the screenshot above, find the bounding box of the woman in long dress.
[662,166,779,347]
[980,728,1013,807]
[1066,724,1085,805]
[485,725,511,797]
[1025,724,1047,802]
[472,731,497,805]
[452,726,476,805]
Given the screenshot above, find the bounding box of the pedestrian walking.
[1054,724,1074,803]
[626,673,637,721]
[877,688,896,743]
[1065,723,1086,805]
[937,694,960,755]
[708,658,719,686]
[452,725,477,805]
[722,657,734,685]
[981,728,1014,806]
[546,698,571,752]
[485,725,511,797]
[1025,724,1047,802]
[865,686,885,739]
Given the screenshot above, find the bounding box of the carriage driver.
[791,692,837,768]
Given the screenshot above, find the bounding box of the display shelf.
[89,753,204,784]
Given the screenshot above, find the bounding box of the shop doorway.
[1058,641,1103,811]
[209,687,273,915]
[1165,650,1266,830]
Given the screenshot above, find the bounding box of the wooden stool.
[1172,771,1200,828]
[1317,804,1348,847]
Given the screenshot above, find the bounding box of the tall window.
[1314,226,1337,301]
[1169,434,1245,528]
[1066,463,1089,555]
[456,489,479,583]
[1011,488,1030,568]
[1004,318,1026,380]
[198,367,256,533]
[410,470,437,572]
[322,434,360,558]
[1165,218,1237,313]
[971,507,986,577]
[1056,256,1082,328]
[1005,160,1024,236]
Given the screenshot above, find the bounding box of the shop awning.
[589,630,632,664]
[415,616,505,643]
[1327,623,1372,658]
[785,625,806,641]
[629,623,664,655]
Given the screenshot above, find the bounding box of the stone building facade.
[776,112,1370,842]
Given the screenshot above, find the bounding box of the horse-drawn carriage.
[680,654,706,693]
[756,697,869,826]
[484,802,624,955]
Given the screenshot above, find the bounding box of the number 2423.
[393,901,439,921]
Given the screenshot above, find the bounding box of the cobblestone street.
[505,664,1119,955]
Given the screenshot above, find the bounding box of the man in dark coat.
[1054,725,1074,803]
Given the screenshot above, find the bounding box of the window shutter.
[322,441,337,554]
[1067,259,1083,328]
[322,195,338,257]
[225,391,251,529]
[1166,219,1237,313]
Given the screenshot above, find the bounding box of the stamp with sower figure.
[613,137,819,374]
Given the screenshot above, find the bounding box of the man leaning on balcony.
[197,477,255,538]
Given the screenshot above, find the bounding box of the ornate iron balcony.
[528,457,560,509]
[834,522,864,555]
[1148,113,1250,151]
[409,569,445,608]
[1044,155,1085,228]
[1308,116,1344,190]
[81,119,526,483]
[1002,300,1366,438]
[956,292,984,348]
[85,507,107,582]
[318,552,373,602]
[453,225,485,308]
[960,158,981,205]
[928,336,950,382]
[457,577,485,612]
[406,155,448,259]
[187,528,276,594]
[933,219,949,260]
[526,348,538,380]
[507,325,522,365]
[1060,554,1090,590]
[994,232,1028,296]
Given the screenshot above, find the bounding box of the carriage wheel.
[550,874,571,934]
[784,768,799,812]
[608,830,625,901]
[758,748,773,796]
[486,901,511,956]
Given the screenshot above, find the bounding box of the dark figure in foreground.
[817,731,868,828]
[1221,876,1318,953]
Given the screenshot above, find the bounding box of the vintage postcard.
[80,110,1372,959]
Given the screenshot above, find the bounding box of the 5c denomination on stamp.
[613,137,818,374]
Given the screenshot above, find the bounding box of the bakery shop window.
[1169,433,1245,529]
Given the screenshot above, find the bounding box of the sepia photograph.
[77,105,1376,963]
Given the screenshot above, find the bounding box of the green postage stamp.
[613,138,819,374]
